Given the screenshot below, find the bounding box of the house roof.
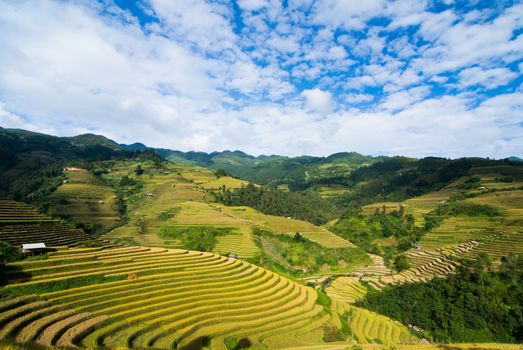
[22,243,46,249]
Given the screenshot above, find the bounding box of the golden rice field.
[330,300,418,346]
[100,161,352,256]
[200,176,251,190]
[466,189,523,220]
[0,246,327,350]
[326,277,367,304]
[44,169,120,229]
[221,206,354,249]
[0,199,88,246]
[347,306,418,345]
[420,216,499,249]
[362,188,455,228]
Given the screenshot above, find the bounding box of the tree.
[136,216,147,234]
[135,164,144,176]
[294,232,304,241]
[214,169,228,178]
[0,241,21,265]
[393,254,410,272]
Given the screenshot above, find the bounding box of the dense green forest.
[361,253,523,343]
[330,206,422,258]
[213,183,339,225]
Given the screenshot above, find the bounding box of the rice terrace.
[0,0,523,350]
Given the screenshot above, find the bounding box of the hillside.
[0,246,329,349]
[37,168,120,233]
[0,128,131,202]
[98,160,363,276]
[0,128,521,349]
[0,199,89,247]
[159,150,382,191]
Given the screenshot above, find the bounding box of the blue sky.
[0,0,522,157]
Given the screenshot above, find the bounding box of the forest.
[213,183,339,225]
[361,253,523,343]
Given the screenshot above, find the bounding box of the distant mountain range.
[2,127,522,193]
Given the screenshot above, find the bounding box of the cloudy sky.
[0,0,522,158]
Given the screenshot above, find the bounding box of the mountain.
[67,133,122,151]
[120,142,148,151]
[0,128,130,200]
[507,156,523,163]
[153,149,382,189]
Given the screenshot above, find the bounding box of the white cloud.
[344,93,374,104]
[379,85,432,111]
[237,0,270,12]
[301,88,334,113]
[458,67,517,89]
[0,0,521,159]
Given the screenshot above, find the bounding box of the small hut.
[21,243,47,256]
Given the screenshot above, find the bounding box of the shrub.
[0,241,21,265]
[159,226,233,252]
[393,254,410,272]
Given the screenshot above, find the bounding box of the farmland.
[100,161,352,259]
[0,199,88,247]
[0,246,329,349]
[42,168,120,230]
[0,132,522,349]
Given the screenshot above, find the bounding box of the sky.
[0,0,522,158]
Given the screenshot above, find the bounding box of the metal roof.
[22,243,46,249]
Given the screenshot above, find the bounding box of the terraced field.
[420,216,499,249]
[200,176,251,190]
[221,206,353,249]
[0,199,51,224]
[346,306,418,345]
[0,246,328,349]
[326,277,367,304]
[470,165,523,190]
[0,199,88,246]
[101,161,351,257]
[45,169,120,229]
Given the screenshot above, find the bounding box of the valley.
[0,129,521,349]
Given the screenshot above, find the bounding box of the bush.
[393,254,410,272]
[0,241,21,265]
[159,226,233,252]
[432,202,501,217]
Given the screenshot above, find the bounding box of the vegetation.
[250,228,370,276]
[0,246,326,349]
[330,206,422,257]
[214,183,339,225]
[0,241,20,265]
[361,254,523,343]
[159,226,234,252]
[393,254,410,272]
